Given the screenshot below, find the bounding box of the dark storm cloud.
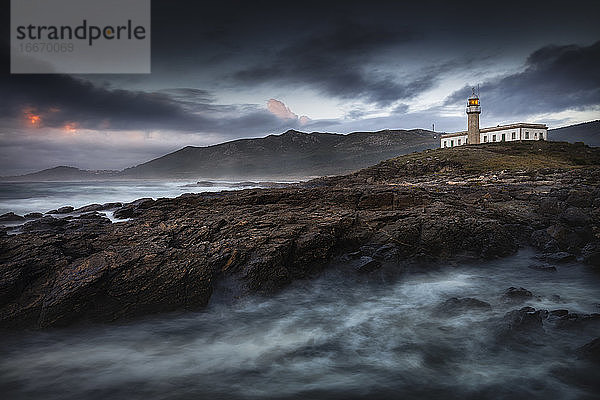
[0,33,290,135]
[231,22,437,106]
[0,71,290,134]
[445,41,600,117]
[146,0,600,108]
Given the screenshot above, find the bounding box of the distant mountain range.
[3,121,598,181]
[120,128,437,179]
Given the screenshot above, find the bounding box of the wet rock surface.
[502,287,534,301]
[0,212,25,222]
[1,142,599,329]
[435,297,492,315]
[576,337,600,363]
[502,306,545,335]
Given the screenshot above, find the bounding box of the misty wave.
[0,180,263,216]
[1,249,599,399]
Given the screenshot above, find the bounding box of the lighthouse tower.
[466,88,481,144]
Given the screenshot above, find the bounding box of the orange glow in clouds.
[27,113,41,127]
[63,122,79,132]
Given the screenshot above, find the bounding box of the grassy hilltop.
[346,141,600,182]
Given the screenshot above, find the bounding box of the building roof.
[440,123,547,138]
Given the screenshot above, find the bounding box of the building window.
[512,132,516,140]
[525,131,529,139]
[483,136,488,143]
[535,132,538,139]
[540,133,545,140]
[458,139,461,145]
[502,133,506,141]
[444,141,447,147]
[451,140,454,147]
[492,134,496,142]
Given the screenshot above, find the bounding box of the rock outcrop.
[1,141,599,329]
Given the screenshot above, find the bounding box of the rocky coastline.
[1,141,599,329]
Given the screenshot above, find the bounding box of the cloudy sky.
[1,0,599,174]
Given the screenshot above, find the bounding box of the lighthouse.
[466,89,481,144]
[440,88,547,148]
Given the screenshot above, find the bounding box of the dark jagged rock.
[550,309,569,317]
[74,202,123,213]
[73,204,102,213]
[435,297,492,315]
[113,198,154,219]
[0,212,25,222]
[21,215,69,233]
[502,307,545,334]
[355,257,381,273]
[576,337,600,363]
[47,206,74,214]
[502,287,533,301]
[551,312,600,329]
[1,142,600,329]
[24,212,44,219]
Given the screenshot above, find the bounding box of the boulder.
[48,206,74,214]
[24,212,44,219]
[502,306,545,334]
[502,287,533,301]
[0,212,25,222]
[102,202,123,209]
[435,297,492,315]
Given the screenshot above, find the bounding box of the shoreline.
[1,141,599,329]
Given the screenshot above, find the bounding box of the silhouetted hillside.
[120,129,438,179]
[549,120,600,146]
[1,166,118,181]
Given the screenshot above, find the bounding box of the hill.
[1,166,119,182]
[548,120,600,145]
[355,140,600,180]
[120,129,437,179]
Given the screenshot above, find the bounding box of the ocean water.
[0,180,264,216]
[1,249,598,399]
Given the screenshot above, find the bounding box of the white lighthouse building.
[440,89,548,148]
